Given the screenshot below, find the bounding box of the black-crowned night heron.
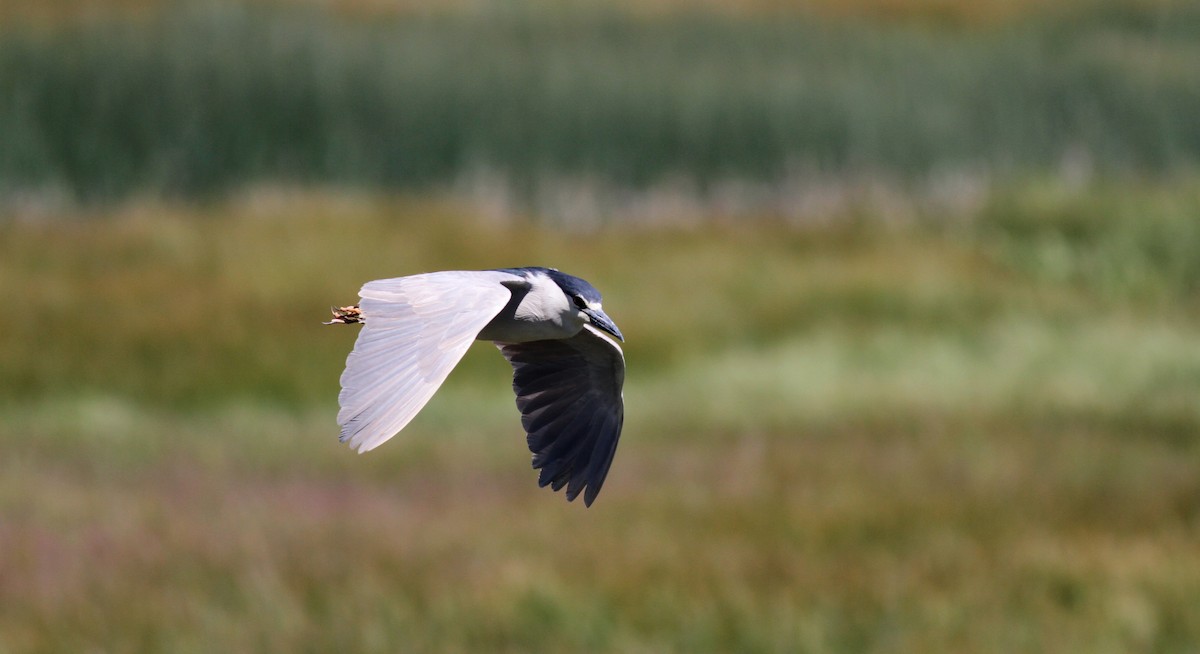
[327,267,624,506]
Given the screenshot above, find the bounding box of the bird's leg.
[324,305,363,325]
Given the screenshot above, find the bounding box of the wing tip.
[564,482,600,507]
[338,425,383,454]
[535,463,603,507]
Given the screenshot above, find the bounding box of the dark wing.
[496,325,625,507]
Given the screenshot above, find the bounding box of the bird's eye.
[572,295,587,309]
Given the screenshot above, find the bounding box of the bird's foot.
[324,305,363,324]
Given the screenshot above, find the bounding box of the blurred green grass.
[2,177,1199,651]
[2,2,1199,203]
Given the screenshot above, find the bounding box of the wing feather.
[496,325,625,506]
[337,271,520,452]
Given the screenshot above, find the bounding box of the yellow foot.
[324,305,363,324]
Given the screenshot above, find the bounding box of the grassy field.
[2,1,1198,206]
[2,1,1198,650]
[2,177,1199,651]
[0,0,1140,25]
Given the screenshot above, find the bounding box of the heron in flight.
[328,267,625,506]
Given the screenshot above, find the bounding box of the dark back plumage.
[498,267,604,304]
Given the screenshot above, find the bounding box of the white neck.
[477,270,586,343]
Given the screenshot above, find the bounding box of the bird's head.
[544,269,624,342]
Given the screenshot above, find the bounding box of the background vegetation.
[2,1,1199,207]
[2,1,1199,652]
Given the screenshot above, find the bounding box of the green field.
[3,176,1200,651]
[2,2,1199,205]
[2,0,1199,650]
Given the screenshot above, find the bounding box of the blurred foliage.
[4,178,1198,410]
[0,0,1131,24]
[1,2,1198,203]
[2,1,1199,651]
[979,179,1200,305]
[2,178,1200,651]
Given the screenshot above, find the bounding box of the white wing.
[338,270,521,452]
[496,325,625,506]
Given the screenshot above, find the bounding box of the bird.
[326,267,625,506]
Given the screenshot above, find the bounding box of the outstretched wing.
[338,271,521,452]
[496,325,625,506]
